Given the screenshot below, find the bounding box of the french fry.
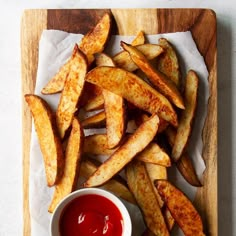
[145,162,167,207]
[121,41,185,109]
[136,142,171,167]
[25,94,64,187]
[56,45,87,138]
[126,160,169,236]
[165,126,202,187]
[155,180,205,236]
[80,159,136,204]
[81,110,106,129]
[41,13,111,94]
[131,30,145,46]
[163,205,175,231]
[48,117,84,213]
[85,66,178,126]
[84,114,160,187]
[83,93,104,111]
[96,53,126,148]
[157,38,181,88]
[113,44,164,72]
[171,70,199,161]
[83,134,116,155]
[79,13,111,64]
[41,45,78,94]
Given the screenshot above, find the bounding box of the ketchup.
[59,194,123,236]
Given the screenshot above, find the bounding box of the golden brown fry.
[83,134,116,155]
[85,66,178,127]
[81,111,106,129]
[79,13,112,64]
[171,70,199,161]
[41,13,111,94]
[145,162,167,208]
[83,94,104,111]
[84,114,160,187]
[113,44,164,72]
[96,53,126,148]
[48,117,84,213]
[157,38,181,88]
[126,161,169,236]
[136,142,171,167]
[121,41,184,109]
[25,94,64,187]
[80,159,136,204]
[41,45,79,94]
[163,205,175,231]
[56,45,87,138]
[165,126,202,187]
[131,30,145,46]
[155,180,205,236]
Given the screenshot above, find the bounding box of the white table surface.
[0,0,234,235]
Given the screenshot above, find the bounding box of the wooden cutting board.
[21,9,217,236]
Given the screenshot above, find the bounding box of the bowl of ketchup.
[50,188,132,236]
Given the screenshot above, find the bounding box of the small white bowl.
[50,188,132,236]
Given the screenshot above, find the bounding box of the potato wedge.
[25,94,64,187]
[126,161,169,236]
[163,205,175,231]
[81,111,106,129]
[56,45,87,138]
[83,134,116,155]
[113,44,164,72]
[145,162,167,207]
[41,45,78,94]
[131,30,145,46]
[84,114,160,187]
[136,142,171,167]
[157,38,181,88]
[85,66,178,126]
[171,70,199,161]
[80,159,136,204]
[121,42,184,109]
[155,180,205,236]
[165,126,202,187]
[48,117,84,213]
[96,53,126,148]
[83,93,104,111]
[41,13,111,94]
[81,110,106,129]
[79,13,111,64]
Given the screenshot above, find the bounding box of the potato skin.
[25,94,64,187]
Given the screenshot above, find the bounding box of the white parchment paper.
[29,30,209,236]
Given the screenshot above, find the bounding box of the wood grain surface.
[21,9,217,236]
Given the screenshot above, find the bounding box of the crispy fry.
[85,66,178,126]
[83,93,104,111]
[171,70,199,161]
[81,111,106,129]
[25,94,64,187]
[79,13,111,64]
[165,126,202,187]
[155,180,205,236]
[126,161,169,236]
[41,13,111,94]
[131,30,145,46]
[83,134,116,155]
[113,44,164,72]
[136,142,171,167]
[41,45,78,94]
[96,53,126,148]
[121,41,184,109]
[84,114,160,187]
[56,45,87,138]
[48,117,84,213]
[157,38,181,88]
[80,159,136,204]
[163,205,175,231]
